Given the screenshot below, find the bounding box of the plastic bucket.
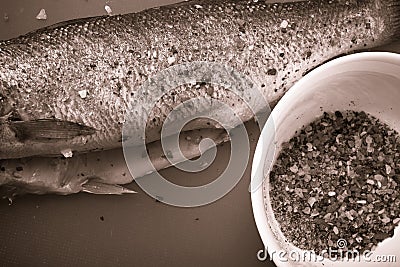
[251,52,400,266]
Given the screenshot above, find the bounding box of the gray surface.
[1,1,400,266]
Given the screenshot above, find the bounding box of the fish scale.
[0,0,400,159]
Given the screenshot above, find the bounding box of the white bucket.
[251,52,400,267]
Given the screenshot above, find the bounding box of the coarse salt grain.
[345,211,354,220]
[308,197,317,207]
[385,164,392,175]
[280,20,289,28]
[105,5,112,15]
[303,207,311,214]
[290,165,298,173]
[61,148,73,158]
[333,226,339,235]
[306,143,313,151]
[36,9,47,20]
[78,89,88,99]
[167,56,176,65]
[310,211,319,217]
[366,179,375,185]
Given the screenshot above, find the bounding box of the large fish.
[1,0,400,195]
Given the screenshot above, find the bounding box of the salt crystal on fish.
[36,9,47,20]
[61,148,73,158]
[280,20,288,28]
[167,56,176,65]
[78,89,88,99]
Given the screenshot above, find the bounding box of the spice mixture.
[268,110,400,254]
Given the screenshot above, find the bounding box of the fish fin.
[8,119,96,141]
[82,179,136,195]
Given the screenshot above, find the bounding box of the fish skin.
[0,0,400,159]
[0,128,228,196]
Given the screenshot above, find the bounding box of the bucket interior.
[255,53,400,266]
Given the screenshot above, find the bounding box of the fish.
[1,0,400,159]
[1,0,400,195]
[0,128,229,196]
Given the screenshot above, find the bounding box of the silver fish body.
[0,0,400,160]
[0,128,229,196]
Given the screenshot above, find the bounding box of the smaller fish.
[0,128,228,197]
